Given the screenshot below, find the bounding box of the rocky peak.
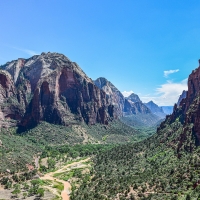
[144,101,166,119]
[1,52,92,91]
[126,93,141,103]
[124,93,151,115]
[145,101,163,112]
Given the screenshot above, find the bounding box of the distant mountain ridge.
[94,77,151,116]
[145,101,166,119]
[94,78,162,127]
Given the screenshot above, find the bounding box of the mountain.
[124,93,150,115]
[94,79,161,127]
[145,100,166,119]
[177,90,187,106]
[126,93,141,103]
[122,94,161,127]
[125,93,152,114]
[0,52,117,130]
[160,106,173,114]
[94,78,151,116]
[124,98,150,115]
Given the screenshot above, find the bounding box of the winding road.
[40,158,90,200]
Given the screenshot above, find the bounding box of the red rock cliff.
[0,52,116,129]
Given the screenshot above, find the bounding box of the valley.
[1,52,199,200]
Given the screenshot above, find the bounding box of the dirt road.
[40,158,90,200]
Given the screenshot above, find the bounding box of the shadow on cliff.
[17,123,38,134]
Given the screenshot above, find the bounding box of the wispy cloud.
[140,79,188,106]
[12,46,39,56]
[164,69,179,78]
[122,90,134,97]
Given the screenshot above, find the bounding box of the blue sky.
[1,0,200,105]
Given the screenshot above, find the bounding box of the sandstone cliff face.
[160,62,200,144]
[0,53,116,129]
[0,70,23,127]
[94,77,125,117]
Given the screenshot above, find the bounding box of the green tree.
[130,193,136,200]
[186,194,191,200]
[5,181,12,189]
[37,188,45,197]
[30,179,40,194]
[23,182,29,190]
[23,192,28,199]
[47,158,56,169]
[12,189,21,197]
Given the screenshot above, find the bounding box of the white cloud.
[12,46,39,56]
[21,49,39,56]
[140,79,188,106]
[164,69,179,78]
[122,90,134,97]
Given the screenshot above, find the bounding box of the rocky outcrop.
[0,52,117,129]
[145,101,166,119]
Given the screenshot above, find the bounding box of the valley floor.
[40,157,90,200]
[0,157,91,200]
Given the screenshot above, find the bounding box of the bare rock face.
[94,79,151,116]
[0,52,116,129]
[94,77,125,117]
[94,78,151,116]
[0,70,23,127]
[1,59,25,83]
[124,93,151,115]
